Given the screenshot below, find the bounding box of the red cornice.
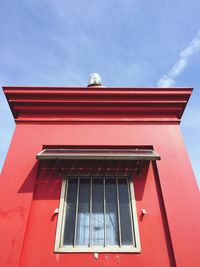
[3,86,192,124]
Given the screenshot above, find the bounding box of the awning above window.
[36,148,160,161]
[36,149,160,177]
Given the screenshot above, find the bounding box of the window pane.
[91,179,104,245]
[118,179,133,245]
[105,179,119,245]
[76,179,90,246]
[63,179,78,245]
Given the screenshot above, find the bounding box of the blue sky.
[0,0,200,186]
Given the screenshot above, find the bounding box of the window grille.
[55,176,141,253]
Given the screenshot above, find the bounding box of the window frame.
[54,177,141,253]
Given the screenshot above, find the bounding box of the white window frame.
[54,177,141,253]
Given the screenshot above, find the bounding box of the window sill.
[54,245,141,253]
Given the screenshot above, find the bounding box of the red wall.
[0,124,200,267]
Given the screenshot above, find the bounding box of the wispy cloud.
[157,30,200,87]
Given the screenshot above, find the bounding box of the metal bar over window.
[127,178,135,246]
[73,178,80,247]
[89,178,92,247]
[116,178,122,247]
[103,178,106,247]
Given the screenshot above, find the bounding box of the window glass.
[118,179,133,245]
[56,176,140,252]
[76,179,90,246]
[91,179,104,246]
[63,179,78,245]
[105,179,119,245]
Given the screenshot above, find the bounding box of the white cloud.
[157,30,200,87]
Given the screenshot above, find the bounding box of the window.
[55,176,141,253]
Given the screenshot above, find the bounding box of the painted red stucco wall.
[0,86,200,267]
[0,123,199,267]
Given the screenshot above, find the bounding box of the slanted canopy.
[36,148,160,161]
[36,148,160,177]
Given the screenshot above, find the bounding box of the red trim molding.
[3,86,192,124]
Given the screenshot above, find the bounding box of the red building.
[0,83,200,267]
